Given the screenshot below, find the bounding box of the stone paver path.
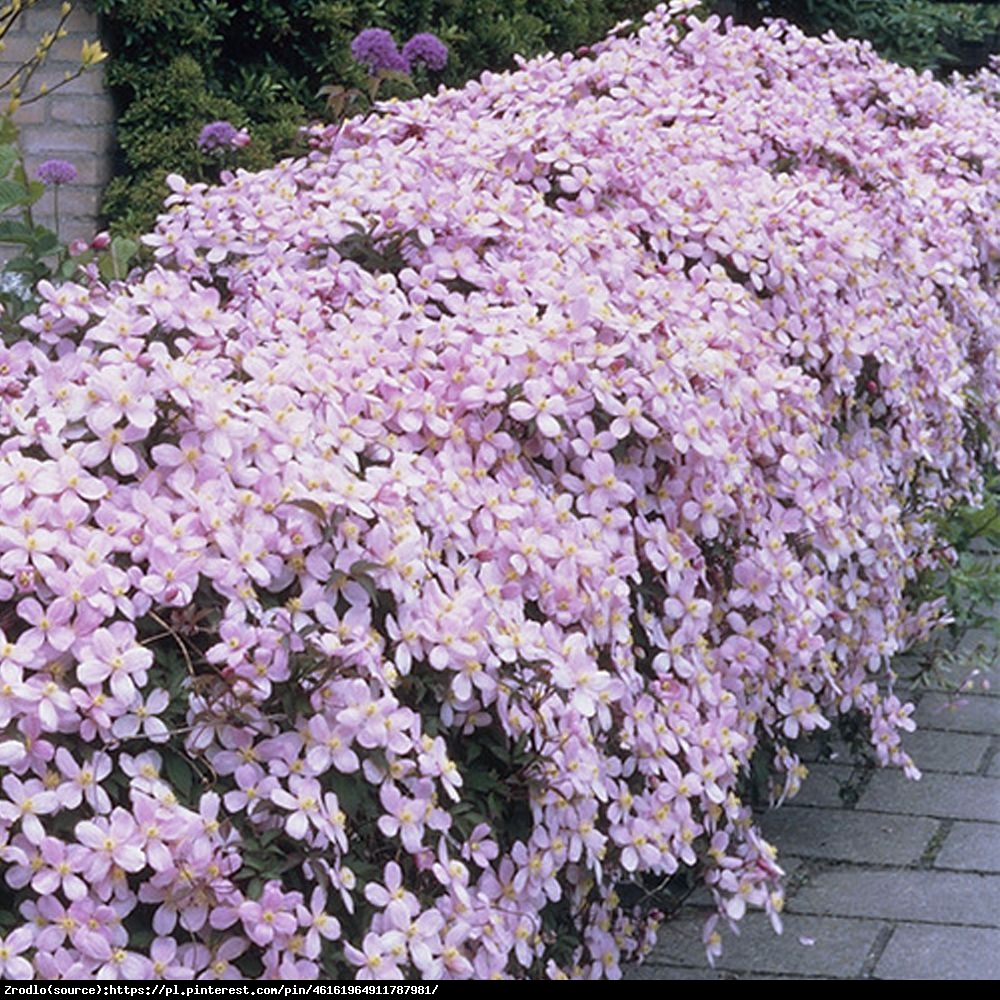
[627,637,1000,980]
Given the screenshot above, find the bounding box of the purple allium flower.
[402,33,449,72]
[36,159,77,186]
[197,120,250,153]
[350,28,409,74]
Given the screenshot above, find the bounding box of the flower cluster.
[35,159,77,186]
[1,1,998,981]
[402,33,449,72]
[350,28,410,74]
[197,121,251,154]
[351,27,448,75]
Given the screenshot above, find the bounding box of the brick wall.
[2,0,114,246]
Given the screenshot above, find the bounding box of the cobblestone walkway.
[627,633,1000,980]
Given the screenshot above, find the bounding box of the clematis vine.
[0,1,998,981]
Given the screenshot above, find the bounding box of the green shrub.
[96,2,1000,237]
[95,0,653,236]
[99,52,304,237]
[719,2,1000,72]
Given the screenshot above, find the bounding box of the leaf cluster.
[0,119,138,340]
[94,0,654,236]
[901,465,1000,690]
[712,1,1000,72]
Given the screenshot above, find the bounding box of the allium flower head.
[351,28,409,73]
[36,159,76,185]
[402,33,448,72]
[197,120,250,153]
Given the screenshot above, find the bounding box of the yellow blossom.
[80,38,106,68]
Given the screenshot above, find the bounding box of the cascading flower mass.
[0,1,998,980]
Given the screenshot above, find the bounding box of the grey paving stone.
[914,692,1000,735]
[760,807,938,865]
[626,963,729,980]
[640,905,884,979]
[798,735,854,764]
[625,965,825,980]
[791,869,1000,927]
[786,762,861,809]
[908,658,1000,700]
[934,821,1000,873]
[874,923,1000,980]
[953,628,1000,672]
[747,915,883,978]
[633,905,716,971]
[855,771,1000,822]
[988,754,1000,779]
[901,729,991,773]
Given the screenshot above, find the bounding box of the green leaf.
[259,827,283,847]
[0,219,35,244]
[349,565,380,600]
[58,257,81,280]
[97,235,140,282]
[349,559,383,578]
[4,253,42,275]
[0,178,32,212]
[110,234,139,278]
[0,144,18,180]
[162,749,195,801]
[464,768,499,793]
[10,163,43,205]
[241,852,271,872]
[287,497,328,521]
[29,229,60,257]
[327,773,371,816]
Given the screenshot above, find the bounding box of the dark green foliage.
[713,1,1000,72]
[98,47,305,236]
[0,114,139,340]
[0,120,63,317]
[95,1,1000,236]
[95,0,653,237]
[896,460,1000,698]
